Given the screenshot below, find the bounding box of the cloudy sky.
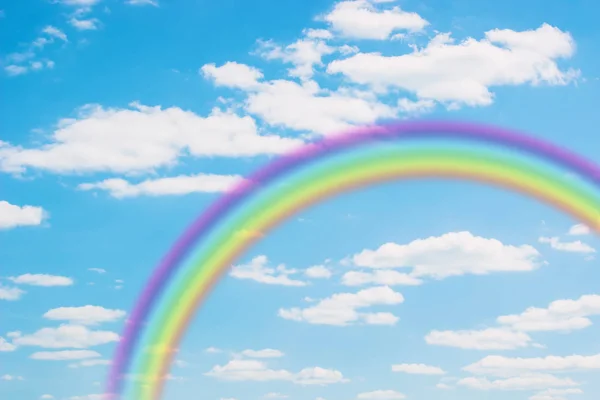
[2,0,600,400]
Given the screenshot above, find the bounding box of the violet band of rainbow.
[107,121,600,399]
[135,148,599,400]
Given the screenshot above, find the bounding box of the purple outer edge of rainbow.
[106,119,600,397]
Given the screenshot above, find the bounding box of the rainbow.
[107,120,600,400]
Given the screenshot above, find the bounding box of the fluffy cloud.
[1,374,24,381]
[350,231,541,279]
[463,353,600,376]
[8,274,72,287]
[538,236,595,253]
[43,306,126,326]
[68,359,111,368]
[305,265,332,279]
[0,201,46,229]
[201,62,264,89]
[0,285,25,301]
[457,373,579,391]
[320,0,428,40]
[13,325,119,348]
[0,337,17,351]
[341,270,422,286]
[356,390,405,400]
[230,256,307,286]
[78,173,242,198]
[497,294,600,332]
[424,328,533,350]
[205,359,347,385]
[568,224,590,236]
[391,363,445,375]
[30,350,101,360]
[0,103,301,175]
[327,24,578,107]
[278,285,403,326]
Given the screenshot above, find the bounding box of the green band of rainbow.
[129,146,600,400]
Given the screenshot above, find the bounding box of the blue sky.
[2,0,600,400]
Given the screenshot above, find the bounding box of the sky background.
[2,1,600,400]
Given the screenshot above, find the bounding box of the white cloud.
[538,236,595,253]
[69,18,99,30]
[126,0,159,6]
[88,268,106,274]
[303,28,333,40]
[264,393,288,399]
[1,374,24,381]
[497,294,600,332]
[397,98,436,114]
[205,359,347,385]
[341,270,423,286]
[424,328,533,350]
[4,65,28,76]
[201,62,264,89]
[320,0,428,40]
[68,395,106,400]
[357,390,405,400]
[255,37,335,79]
[42,26,68,41]
[0,285,25,301]
[68,359,111,368]
[0,337,17,351]
[463,353,600,376]
[568,224,590,236]
[241,349,285,358]
[436,383,453,390]
[0,201,47,229]
[78,173,242,198]
[530,388,583,400]
[43,306,126,325]
[0,103,301,175]
[305,265,332,279]
[230,256,307,286]
[13,325,119,348]
[30,350,101,360]
[278,285,403,326]
[8,274,72,287]
[40,395,55,399]
[351,231,541,279]
[391,363,445,375]
[205,347,222,353]
[457,373,579,391]
[327,24,578,106]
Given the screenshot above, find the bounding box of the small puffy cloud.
[42,26,67,41]
[568,224,590,236]
[320,0,428,40]
[68,359,111,368]
[43,306,126,325]
[530,388,583,400]
[457,373,579,391]
[0,201,47,229]
[357,390,406,399]
[30,350,101,360]
[241,349,284,358]
[88,268,106,274]
[351,231,541,279]
[391,363,445,375]
[201,62,264,89]
[538,236,595,253]
[278,286,403,326]
[13,325,119,349]
[78,173,242,198]
[497,294,600,332]
[40,395,55,399]
[0,336,17,351]
[0,285,25,301]
[230,256,307,286]
[4,65,28,76]
[205,347,222,353]
[305,265,332,279]
[425,328,533,350]
[69,18,99,30]
[463,353,600,376]
[8,274,72,287]
[264,393,288,399]
[126,0,159,6]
